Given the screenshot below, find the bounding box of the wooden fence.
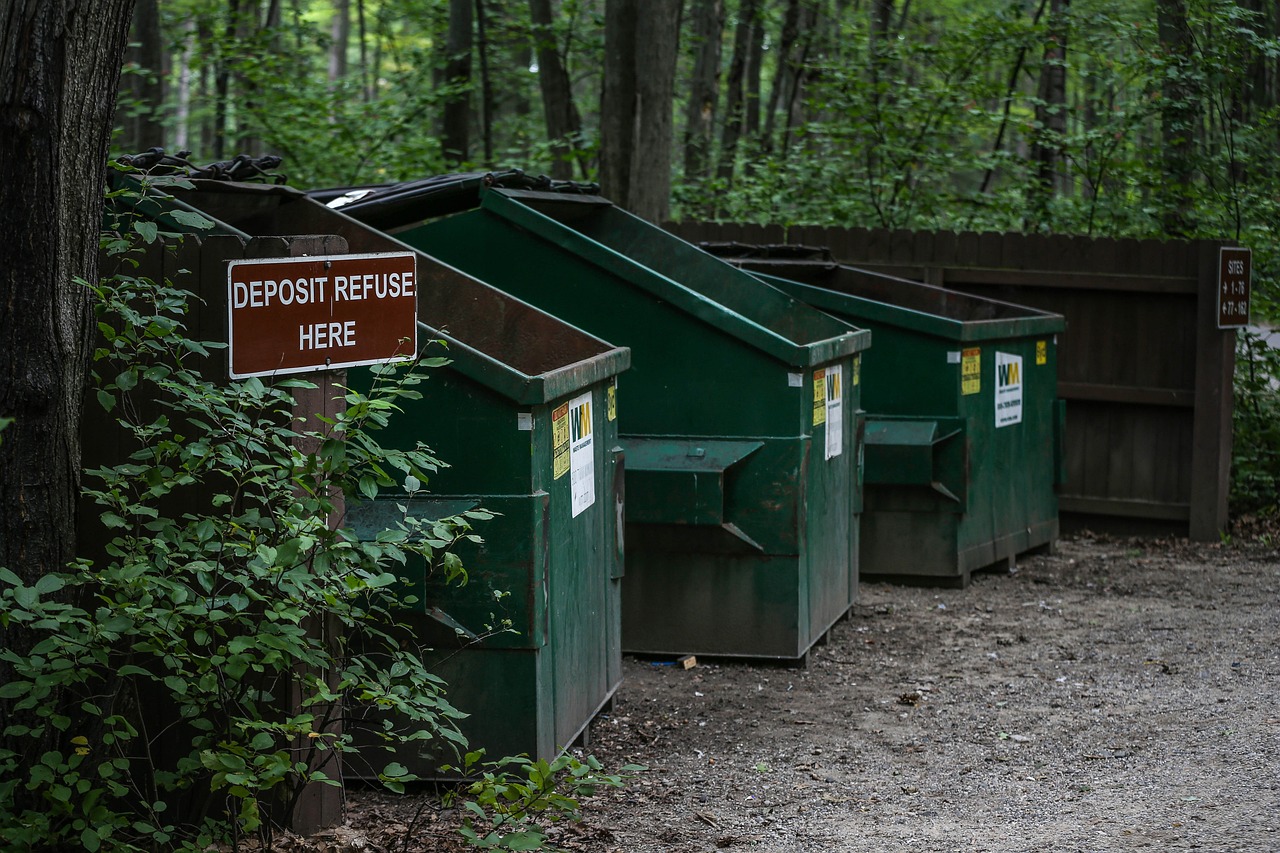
[666,222,1236,540]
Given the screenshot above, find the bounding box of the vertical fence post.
[247,234,350,834]
[1189,239,1235,540]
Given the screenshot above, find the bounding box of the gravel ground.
[576,533,1280,853]
[331,532,1280,852]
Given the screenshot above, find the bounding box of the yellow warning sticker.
[607,383,617,421]
[962,347,981,396]
[853,355,861,386]
[813,369,827,426]
[552,402,570,479]
[1036,340,1047,366]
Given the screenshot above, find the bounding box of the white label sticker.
[788,372,803,387]
[569,391,595,517]
[517,412,533,431]
[995,352,1023,428]
[825,364,843,460]
[947,351,961,364]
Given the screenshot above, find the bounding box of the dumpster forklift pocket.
[864,417,968,509]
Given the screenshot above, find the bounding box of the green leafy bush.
[0,186,482,849]
[1231,328,1280,518]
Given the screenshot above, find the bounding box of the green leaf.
[168,210,215,230]
[132,221,158,244]
[33,575,64,595]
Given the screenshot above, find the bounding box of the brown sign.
[227,252,417,378]
[1218,247,1251,329]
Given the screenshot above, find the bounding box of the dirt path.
[571,535,1280,853]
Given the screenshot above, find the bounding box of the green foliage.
[442,750,643,851]
[0,182,482,849]
[1231,328,1280,517]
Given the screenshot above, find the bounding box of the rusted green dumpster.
[707,245,1065,585]
[391,188,871,660]
[133,180,630,769]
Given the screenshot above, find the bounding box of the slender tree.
[682,0,724,180]
[442,0,474,164]
[718,0,762,183]
[1157,0,1196,235]
[531,0,585,179]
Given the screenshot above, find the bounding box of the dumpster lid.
[754,272,1064,342]
[705,243,1065,340]
[622,437,765,473]
[477,189,872,369]
[307,170,600,231]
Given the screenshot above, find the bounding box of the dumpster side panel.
[536,383,623,751]
[804,355,861,634]
[956,334,1060,571]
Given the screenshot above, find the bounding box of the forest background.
[116,0,1280,511]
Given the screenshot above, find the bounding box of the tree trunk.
[442,0,474,165]
[475,0,494,163]
[627,0,681,222]
[744,4,764,137]
[682,0,723,181]
[329,0,350,82]
[117,0,165,153]
[763,0,805,152]
[530,0,583,179]
[1156,0,1196,236]
[1028,0,1069,228]
[0,0,136,737]
[600,0,638,203]
[717,0,762,183]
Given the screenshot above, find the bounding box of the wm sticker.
[1036,340,1047,366]
[568,393,595,517]
[824,364,843,460]
[995,352,1023,428]
[570,397,592,443]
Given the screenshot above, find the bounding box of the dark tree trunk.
[717,0,762,183]
[744,4,764,137]
[118,0,165,153]
[682,0,723,180]
[1028,0,1069,228]
[530,0,582,179]
[442,0,474,164]
[475,0,494,163]
[0,0,136,737]
[1156,0,1196,236]
[214,0,243,159]
[600,0,638,203]
[600,0,680,221]
[763,0,814,153]
[628,0,681,221]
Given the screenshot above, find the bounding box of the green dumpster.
[707,245,1066,585]
[391,188,871,660]
[135,181,631,768]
